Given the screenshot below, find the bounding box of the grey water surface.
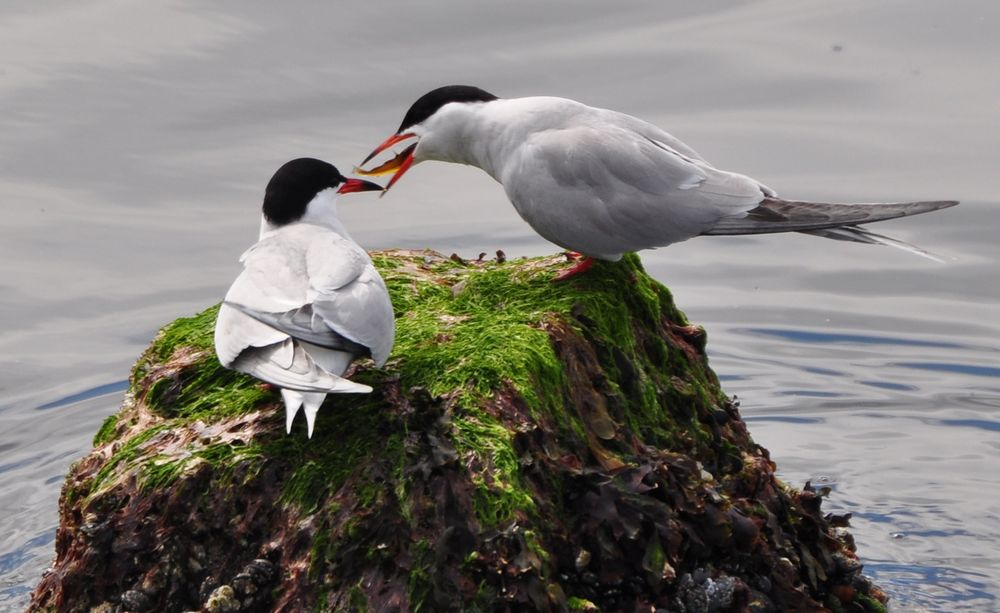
[1,1,998,610]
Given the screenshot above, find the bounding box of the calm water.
[1,1,997,610]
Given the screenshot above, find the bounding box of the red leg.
[553,256,595,281]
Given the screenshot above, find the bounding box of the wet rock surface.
[30,250,887,612]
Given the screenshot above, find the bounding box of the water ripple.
[857,380,918,392]
[935,418,1000,433]
[736,327,969,349]
[36,380,128,411]
[894,362,1000,379]
[866,561,996,611]
[0,532,53,575]
[744,415,824,424]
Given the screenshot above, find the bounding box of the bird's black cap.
[263,158,348,226]
[397,85,498,133]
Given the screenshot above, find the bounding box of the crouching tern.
[214,158,394,437]
[358,85,958,279]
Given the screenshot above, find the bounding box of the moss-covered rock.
[30,250,887,612]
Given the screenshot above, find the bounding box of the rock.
[119,589,152,612]
[29,250,889,612]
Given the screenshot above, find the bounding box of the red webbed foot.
[553,255,595,281]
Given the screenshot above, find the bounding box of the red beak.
[356,132,418,195]
[336,178,384,195]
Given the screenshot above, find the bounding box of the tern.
[214,158,394,437]
[358,85,958,279]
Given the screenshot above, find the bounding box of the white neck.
[414,97,580,183]
[414,100,509,180]
[258,188,353,240]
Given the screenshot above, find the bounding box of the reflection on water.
[2,0,998,610]
[36,381,128,411]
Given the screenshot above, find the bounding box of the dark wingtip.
[706,197,961,236]
[908,200,960,214]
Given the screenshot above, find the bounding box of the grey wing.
[304,235,395,366]
[310,263,395,367]
[230,337,372,393]
[214,233,375,393]
[214,233,312,367]
[506,124,768,253]
[215,278,356,392]
[593,103,779,201]
[600,107,710,165]
[215,276,291,368]
[222,301,372,358]
[221,232,393,367]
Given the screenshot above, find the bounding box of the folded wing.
[214,226,394,393]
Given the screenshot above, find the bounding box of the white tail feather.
[303,395,324,438]
[281,388,305,434]
[280,389,328,436]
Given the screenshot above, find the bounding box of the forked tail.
[704,197,958,260]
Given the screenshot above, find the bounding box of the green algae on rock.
[31,250,888,612]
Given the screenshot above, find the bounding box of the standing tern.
[214,158,393,437]
[357,85,958,279]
